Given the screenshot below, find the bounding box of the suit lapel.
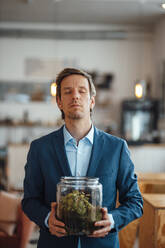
[52,126,72,176]
[87,127,104,177]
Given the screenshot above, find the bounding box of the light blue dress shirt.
[45,125,114,247]
[63,125,93,177]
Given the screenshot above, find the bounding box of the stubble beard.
[67,111,83,120]
[67,108,92,120]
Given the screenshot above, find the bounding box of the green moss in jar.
[58,190,102,235]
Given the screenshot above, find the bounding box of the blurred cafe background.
[1,0,165,248]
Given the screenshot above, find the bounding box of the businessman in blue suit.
[22,68,143,248]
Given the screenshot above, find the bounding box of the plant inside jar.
[57,190,102,235]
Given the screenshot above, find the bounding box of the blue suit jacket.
[22,126,143,248]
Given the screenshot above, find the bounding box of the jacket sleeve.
[21,141,50,230]
[110,140,143,231]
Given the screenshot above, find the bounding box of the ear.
[56,96,63,110]
[90,96,95,110]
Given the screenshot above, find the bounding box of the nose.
[72,89,80,100]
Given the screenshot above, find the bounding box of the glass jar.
[56,176,102,235]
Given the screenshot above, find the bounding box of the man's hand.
[48,202,67,237]
[88,207,111,238]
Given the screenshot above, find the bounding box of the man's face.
[57,74,95,120]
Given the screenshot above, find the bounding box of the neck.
[65,118,92,142]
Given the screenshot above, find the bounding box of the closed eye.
[79,87,87,93]
[64,90,72,94]
[79,89,87,93]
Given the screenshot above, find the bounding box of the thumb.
[51,202,57,213]
[102,207,108,220]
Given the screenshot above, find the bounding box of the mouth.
[70,104,81,108]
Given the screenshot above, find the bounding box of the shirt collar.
[63,124,94,145]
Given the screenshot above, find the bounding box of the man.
[22,68,143,248]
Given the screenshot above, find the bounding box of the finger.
[93,226,110,236]
[49,225,67,236]
[94,208,110,227]
[55,231,67,237]
[53,225,67,234]
[95,220,110,227]
[54,219,65,227]
[50,228,67,237]
[49,220,66,231]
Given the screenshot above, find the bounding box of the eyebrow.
[63,87,72,90]
[63,86,87,90]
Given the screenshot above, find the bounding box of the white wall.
[0,37,154,98]
[153,17,165,98]
[0,34,154,129]
[130,145,165,173]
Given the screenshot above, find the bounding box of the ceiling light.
[134,80,146,99]
[161,3,165,9]
[135,84,143,99]
[50,82,57,97]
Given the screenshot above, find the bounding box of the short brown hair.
[56,68,96,119]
